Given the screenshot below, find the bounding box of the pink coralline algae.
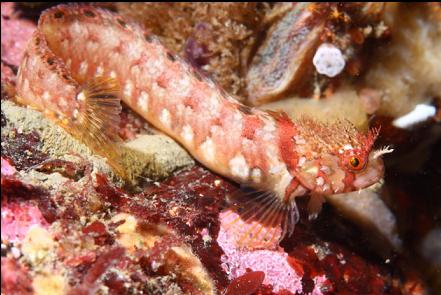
[1,157,16,176]
[1,201,49,243]
[1,158,49,243]
[1,2,36,67]
[218,210,304,294]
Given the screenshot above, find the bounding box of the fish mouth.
[352,156,384,190]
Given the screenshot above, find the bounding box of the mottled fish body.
[16,5,386,242]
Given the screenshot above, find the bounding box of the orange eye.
[349,156,365,171]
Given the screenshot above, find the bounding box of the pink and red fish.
[15,4,388,242]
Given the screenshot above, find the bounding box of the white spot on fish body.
[124,81,133,99]
[251,168,262,183]
[109,71,117,78]
[137,91,149,112]
[77,92,86,101]
[181,125,194,145]
[160,109,171,128]
[298,156,306,167]
[69,21,87,37]
[42,91,51,101]
[316,177,325,187]
[260,119,276,141]
[229,154,249,180]
[200,137,216,162]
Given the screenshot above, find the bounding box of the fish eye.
[348,156,365,171]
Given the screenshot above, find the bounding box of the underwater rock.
[1,100,193,182]
[122,134,194,181]
[326,185,402,254]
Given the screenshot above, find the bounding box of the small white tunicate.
[313,43,346,78]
